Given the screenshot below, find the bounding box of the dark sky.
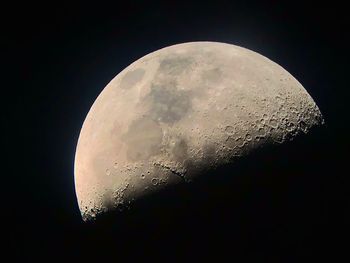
[5,1,349,262]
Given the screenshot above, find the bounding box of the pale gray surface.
[74,42,323,221]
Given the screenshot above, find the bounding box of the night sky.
[6,1,348,262]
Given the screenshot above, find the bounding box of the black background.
[5,1,349,262]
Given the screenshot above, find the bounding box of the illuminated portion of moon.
[74,42,323,221]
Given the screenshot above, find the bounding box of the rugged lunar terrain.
[74,42,323,221]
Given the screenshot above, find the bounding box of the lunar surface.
[74,41,324,221]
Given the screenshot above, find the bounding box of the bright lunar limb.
[74,41,324,221]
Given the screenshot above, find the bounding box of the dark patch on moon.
[225,136,237,149]
[101,189,114,210]
[202,67,223,84]
[120,68,145,89]
[121,117,163,161]
[172,138,188,163]
[158,56,192,75]
[148,81,192,124]
[203,144,216,158]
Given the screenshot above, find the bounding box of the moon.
[74,41,323,221]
